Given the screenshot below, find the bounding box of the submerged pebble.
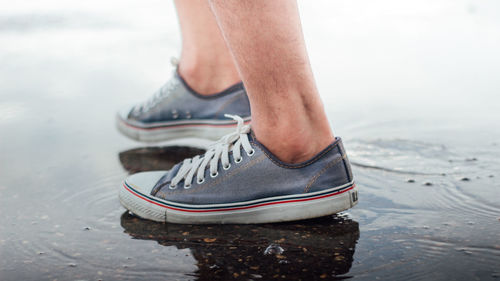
[263,244,284,255]
[209,264,219,269]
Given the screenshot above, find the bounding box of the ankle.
[178,57,241,95]
[252,115,334,164]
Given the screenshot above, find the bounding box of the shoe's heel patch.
[349,188,358,207]
[304,154,348,193]
[337,141,354,182]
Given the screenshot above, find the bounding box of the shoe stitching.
[250,140,337,169]
[177,70,245,100]
[337,141,354,182]
[214,93,244,118]
[200,154,266,191]
[132,91,246,126]
[159,154,267,197]
[303,154,347,193]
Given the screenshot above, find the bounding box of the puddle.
[1,0,499,280]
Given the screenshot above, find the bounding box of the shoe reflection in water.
[119,146,204,173]
[121,212,359,280]
[118,146,360,279]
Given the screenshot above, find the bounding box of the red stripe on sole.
[123,183,355,213]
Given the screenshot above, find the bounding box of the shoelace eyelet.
[169,183,177,189]
[172,109,179,119]
[197,178,205,184]
[168,115,250,188]
[184,183,192,189]
[246,149,255,157]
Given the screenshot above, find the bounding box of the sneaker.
[117,71,251,142]
[119,115,358,224]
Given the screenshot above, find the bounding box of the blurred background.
[1,0,499,280]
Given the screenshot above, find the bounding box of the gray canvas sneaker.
[119,115,358,224]
[117,71,251,142]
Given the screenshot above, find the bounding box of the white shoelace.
[133,58,180,115]
[133,77,179,114]
[169,115,254,189]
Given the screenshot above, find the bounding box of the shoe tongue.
[247,129,256,142]
[166,163,182,181]
[224,129,253,151]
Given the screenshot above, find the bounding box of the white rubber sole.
[119,180,358,224]
[116,115,251,142]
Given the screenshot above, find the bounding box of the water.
[1,0,499,280]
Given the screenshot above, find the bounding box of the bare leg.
[174,0,240,94]
[208,0,334,163]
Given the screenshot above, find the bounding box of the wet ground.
[1,0,499,280]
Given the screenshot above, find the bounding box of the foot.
[119,115,358,224]
[117,70,251,142]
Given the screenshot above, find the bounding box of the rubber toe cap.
[125,171,166,195]
[117,105,134,121]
